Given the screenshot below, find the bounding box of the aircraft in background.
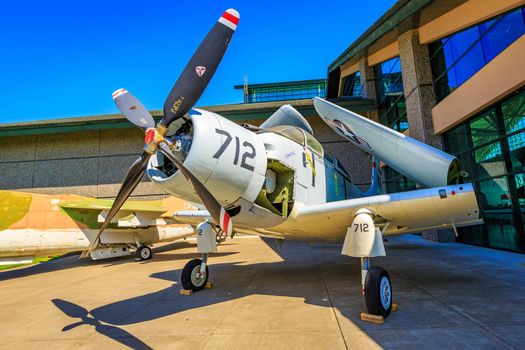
[85,7,481,318]
[0,190,194,265]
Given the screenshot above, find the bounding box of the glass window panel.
[430,7,525,101]
[469,109,498,147]
[477,176,512,209]
[443,124,468,155]
[443,42,457,87]
[452,40,485,86]
[485,211,519,250]
[514,173,525,208]
[381,56,401,74]
[480,9,525,62]
[507,131,525,173]
[502,90,525,134]
[374,56,406,131]
[448,25,481,55]
[473,141,505,178]
[458,152,475,181]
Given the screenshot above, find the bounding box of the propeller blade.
[159,9,240,128]
[52,299,88,319]
[62,322,84,332]
[158,142,232,235]
[87,152,151,253]
[112,89,155,130]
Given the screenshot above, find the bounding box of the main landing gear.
[342,208,392,318]
[135,246,153,261]
[361,257,392,317]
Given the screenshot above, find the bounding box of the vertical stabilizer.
[362,157,381,197]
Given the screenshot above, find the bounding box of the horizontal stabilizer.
[314,97,462,187]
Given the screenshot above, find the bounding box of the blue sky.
[0,0,396,123]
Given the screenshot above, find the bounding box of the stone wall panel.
[33,158,99,188]
[35,131,101,160]
[0,136,37,162]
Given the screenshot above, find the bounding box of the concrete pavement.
[1,235,524,350]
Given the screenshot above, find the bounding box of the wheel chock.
[392,303,399,312]
[179,289,193,296]
[360,313,384,324]
[205,282,213,289]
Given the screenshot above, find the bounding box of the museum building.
[1,0,524,254]
[327,0,525,252]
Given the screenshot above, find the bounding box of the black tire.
[364,266,392,318]
[181,258,209,292]
[136,246,152,261]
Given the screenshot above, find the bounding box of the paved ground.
[1,235,525,350]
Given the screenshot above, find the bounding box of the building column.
[398,29,455,242]
[358,57,379,122]
[398,29,442,149]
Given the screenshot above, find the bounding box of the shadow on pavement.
[49,236,525,349]
[0,240,197,282]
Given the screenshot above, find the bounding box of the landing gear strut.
[361,257,392,317]
[181,253,209,291]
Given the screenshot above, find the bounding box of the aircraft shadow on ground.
[50,238,368,349]
[0,240,199,281]
[49,236,502,349]
[52,298,154,350]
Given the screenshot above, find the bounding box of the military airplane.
[0,190,194,265]
[88,8,481,318]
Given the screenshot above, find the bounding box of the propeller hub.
[144,128,156,144]
[143,127,168,154]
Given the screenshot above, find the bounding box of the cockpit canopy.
[259,125,324,156]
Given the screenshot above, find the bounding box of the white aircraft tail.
[314,97,464,188]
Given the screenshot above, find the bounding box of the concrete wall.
[0,114,373,199]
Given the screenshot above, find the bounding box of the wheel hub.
[190,265,206,287]
[380,276,391,309]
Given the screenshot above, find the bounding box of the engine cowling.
[146,109,267,207]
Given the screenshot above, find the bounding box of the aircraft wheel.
[181,258,208,291]
[136,246,152,261]
[365,266,392,317]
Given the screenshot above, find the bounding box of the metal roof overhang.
[328,0,434,73]
[0,98,375,138]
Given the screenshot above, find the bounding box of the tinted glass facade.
[443,88,525,252]
[430,7,525,102]
[384,167,416,194]
[238,80,326,104]
[374,56,408,132]
[373,56,414,193]
[341,71,362,97]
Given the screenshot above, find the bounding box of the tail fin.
[362,156,381,197]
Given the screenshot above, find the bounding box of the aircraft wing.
[60,197,194,228]
[60,198,168,214]
[294,183,482,237]
[313,97,463,187]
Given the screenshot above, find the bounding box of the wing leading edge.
[295,183,482,238]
